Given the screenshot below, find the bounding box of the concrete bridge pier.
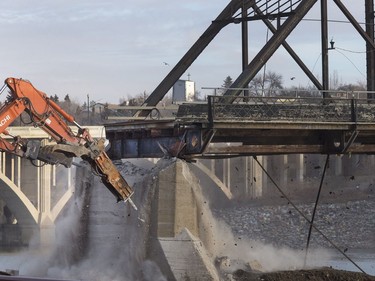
[156,160,198,238]
[36,162,55,249]
[246,156,265,198]
[151,157,267,280]
[152,160,219,280]
[18,155,56,248]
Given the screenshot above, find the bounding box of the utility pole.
[87,94,90,125]
[321,0,329,97]
[366,0,375,96]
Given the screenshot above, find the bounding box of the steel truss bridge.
[104,0,375,160]
[135,0,375,117]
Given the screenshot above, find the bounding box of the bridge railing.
[208,95,375,123]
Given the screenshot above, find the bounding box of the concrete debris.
[159,228,220,281]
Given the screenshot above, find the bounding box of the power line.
[252,156,366,274]
[333,49,366,78]
[302,18,367,25]
[335,46,372,54]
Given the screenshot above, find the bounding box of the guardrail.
[201,87,375,99]
[3,126,107,139]
[208,95,375,124]
[104,105,178,120]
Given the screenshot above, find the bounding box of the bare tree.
[250,71,283,96]
[266,71,283,96]
[330,70,340,90]
[249,74,264,96]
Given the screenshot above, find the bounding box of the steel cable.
[252,155,367,274]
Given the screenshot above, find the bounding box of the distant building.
[90,102,106,114]
[172,79,195,104]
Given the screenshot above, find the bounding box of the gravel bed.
[213,200,375,250]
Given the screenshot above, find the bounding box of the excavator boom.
[0,78,134,204]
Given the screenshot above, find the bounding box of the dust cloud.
[182,161,333,274]
[0,159,168,281]
[0,157,336,279]
[45,159,167,281]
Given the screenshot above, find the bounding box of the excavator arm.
[0,78,135,207]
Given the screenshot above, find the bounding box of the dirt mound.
[233,268,375,281]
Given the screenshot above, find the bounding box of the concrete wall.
[154,160,220,280]
[152,154,375,280]
[157,162,198,237]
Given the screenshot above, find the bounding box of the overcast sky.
[0,0,369,104]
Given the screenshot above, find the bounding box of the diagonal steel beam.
[335,0,375,95]
[365,0,375,93]
[253,3,323,90]
[333,0,375,49]
[224,0,318,98]
[137,0,255,117]
[321,0,329,93]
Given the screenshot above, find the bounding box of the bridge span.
[103,95,375,206]
[103,96,375,278]
[105,95,375,159]
[0,126,105,248]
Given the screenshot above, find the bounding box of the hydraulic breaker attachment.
[92,151,135,204]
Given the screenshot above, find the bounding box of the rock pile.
[213,199,375,250]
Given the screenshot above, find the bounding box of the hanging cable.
[261,27,269,97]
[306,53,321,89]
[333,49,366,78]
[252,155,367,274]
[30,160,47,168]
[304,154,330,266]
[335,46,370,54]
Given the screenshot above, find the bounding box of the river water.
[320,249,375,275]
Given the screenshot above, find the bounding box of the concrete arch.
[192,161,232,199]
[51,188,73,222]
[0,173,39,226]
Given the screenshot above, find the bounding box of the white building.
[172,79,195,103]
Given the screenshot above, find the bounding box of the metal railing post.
[351,98,357,123]
[207,96,213,128]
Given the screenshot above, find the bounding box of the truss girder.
[137,0,255,116]
[136,0,375,117]
[253,3,323,90]
[365,0,375,92]
[224,0,318,97]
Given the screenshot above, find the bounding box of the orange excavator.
[0,77,136,209]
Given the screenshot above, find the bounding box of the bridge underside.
[106,120,375,160]
[106,96,375,160]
